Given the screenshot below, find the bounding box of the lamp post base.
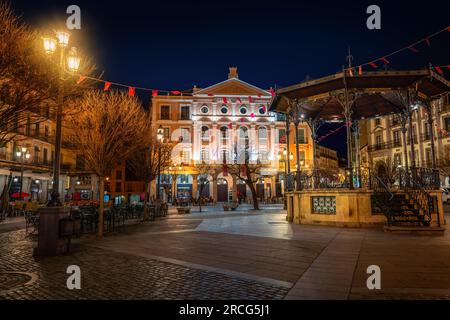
[33,206,70,259]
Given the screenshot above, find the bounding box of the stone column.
[426,100,437,169]
[232,175,237,201]
[408,109,416,168]
[400,112,409,168]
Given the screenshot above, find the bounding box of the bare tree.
[195,162,216,212]
[67,90,151,237]
[128,135,172,220]
[0,1,95,146]
[374,157,398,189]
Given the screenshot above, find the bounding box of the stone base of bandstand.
[33,206,71,258]
[286,189,446,229]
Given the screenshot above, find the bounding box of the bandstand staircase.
[372,176,433,227]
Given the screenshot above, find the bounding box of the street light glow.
[55,30,70,47]
[43,36,57,55]
[67,47,80,72]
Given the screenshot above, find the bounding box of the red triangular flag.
[236,97,242,103]
[269,87,275,97]
[369,62,378,69]
[348,68,354,77]
[408,46,419,53]
[103,82,111,91]
[380,57,390,64]
[425,38,431,46]
[250,113,255,118]
[223,97,228,104]
[77,75,86,84]
[171,90,181,95]
[447,27,450,32]
[248,96,253,103]
[128,87,135,97]
[435,67,444,75]
[257,94,261,97]
[152,89,158,97]
[447,65,450,69]
[228,123,233,129]
[207,93,214,97]
[240,117,245,122]
[358,66,362,75]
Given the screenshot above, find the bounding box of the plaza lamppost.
[42,31,80,206]
[156,125,164,201]
[16,147,31,201]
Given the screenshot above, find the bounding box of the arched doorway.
[217,178,228,202]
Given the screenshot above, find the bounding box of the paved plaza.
[1,204,450,300]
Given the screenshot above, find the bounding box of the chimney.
[228,67,238,79]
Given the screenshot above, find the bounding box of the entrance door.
[217,180,228,202]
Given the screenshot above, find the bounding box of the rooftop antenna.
[346,47,354,69]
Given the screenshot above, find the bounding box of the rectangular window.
[115,182,122,193]
[375,118,381,126]
[34,123,40,136]
[376,135,382,146]
[201,148,209,161]
[45,126,49,137]
[444,117,450,132]
[180,149,190,164]
[296,129,306,144]
[278,129,287,143]
[180,106,190,120]
[160,106,170,120]
[34,146,39,163]
[393,130,401,146]
[43,148,48,164]
[116,170,122,180]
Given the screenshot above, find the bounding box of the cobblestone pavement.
[0,230,288,300]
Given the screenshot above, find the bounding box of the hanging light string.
[345,26,449,73]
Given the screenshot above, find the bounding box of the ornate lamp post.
[16,147,31,201]
[156,125,164,200]
[42,31,80,206]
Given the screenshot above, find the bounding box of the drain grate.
[0,272,38,293]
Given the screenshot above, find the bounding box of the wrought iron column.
[407,108,416,169]
[353,120,361,188]
[307,117,322,189]
[425,100,437,169]
[400,111,409,169]
[285,113,291,175]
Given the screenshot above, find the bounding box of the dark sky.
[10,0,450,157]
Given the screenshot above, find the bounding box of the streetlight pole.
[156,126,164,201]
[16,147,30,201]
[42,32,80,206]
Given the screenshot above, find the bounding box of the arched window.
[201,126,209,141]
[200,105,209,114]
[239,105,248,115]
[220,126,228,143]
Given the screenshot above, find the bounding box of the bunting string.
[345,26,450,74]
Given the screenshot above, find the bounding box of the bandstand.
[270,69,450,230]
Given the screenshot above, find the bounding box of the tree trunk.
[143,181,150,221]
[247,180,259,210]
[98,176,104,237]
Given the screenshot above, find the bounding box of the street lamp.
[156,125,164,201]
[42,30,80,206]
[16,147,31,201]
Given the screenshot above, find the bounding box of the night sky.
[10,0,450,158]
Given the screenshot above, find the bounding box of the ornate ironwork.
[312,196,336,214]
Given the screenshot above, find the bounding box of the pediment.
[195,78,271,97]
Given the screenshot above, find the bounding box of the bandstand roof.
[270,69,450,121]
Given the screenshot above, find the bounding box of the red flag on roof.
[236,97,242,103]
[152,89,158,97]
[358,66,362,75]
[128,87,135,97]
[380,57,390,64]
[171,90,181,95]
[208,93,214,97]
[248,96,253,103]
[223,97,228,104]
[408,46,419,53]
[103,82,111,91]
[269,87,276,97]
[369,62,378,69]
[435,66,444,75]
